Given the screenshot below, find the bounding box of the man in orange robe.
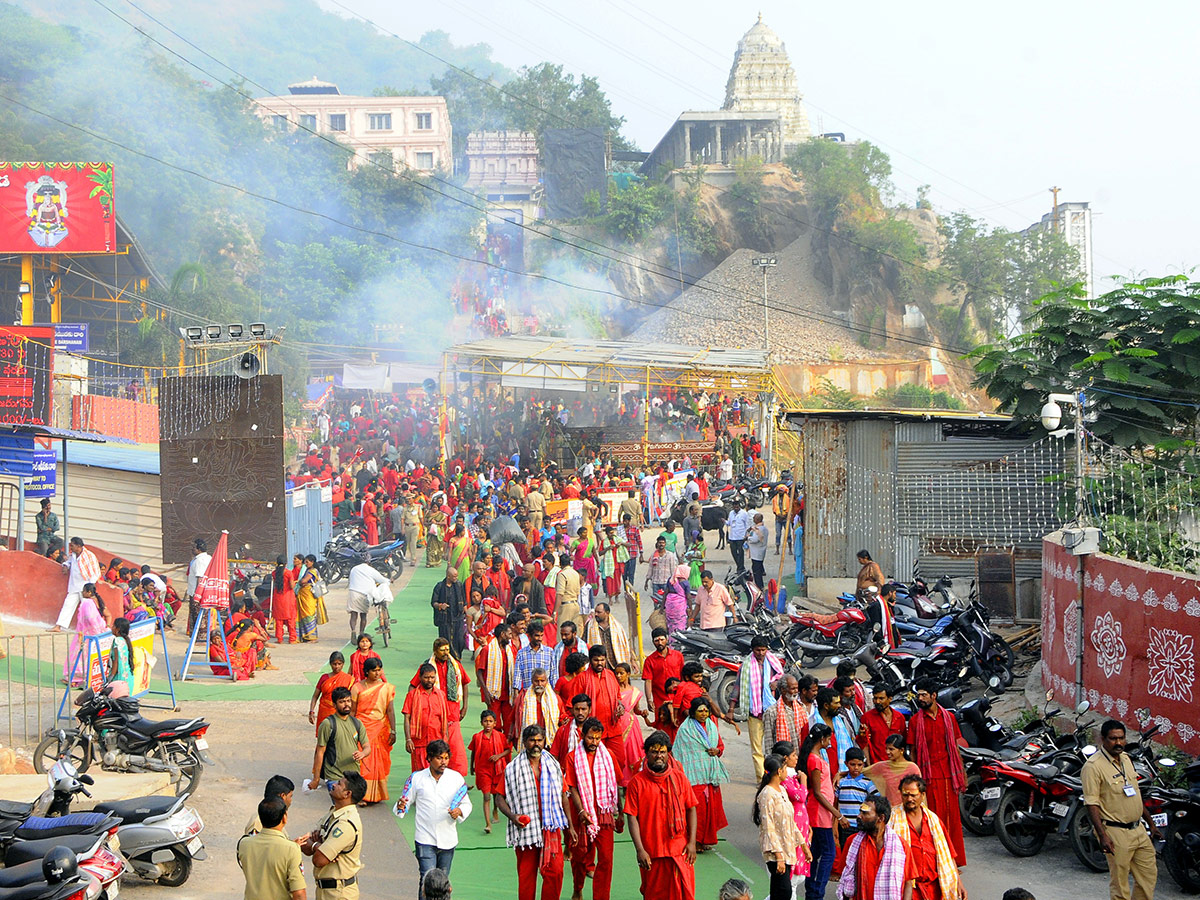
[401,663,449,772]
[623,730,697,900]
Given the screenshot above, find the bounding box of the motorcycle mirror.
[80,774,94,785]
[1082,744,1098,757]
[988,676,1001,689]
[988,722,1003,732]
[1160,758,1177,768]
[829,657,842,667]
[958,666,969,679]
[1076,700,1091,714]
[1046,689,1054,701]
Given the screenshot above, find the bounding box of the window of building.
[368,150,394,171]
[415,112,432,130]
[368,113,392,131]
[328,113,347,132]
[415,151,435,169]
[299,114,317,131]
[272,115,288,130]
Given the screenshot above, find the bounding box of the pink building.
[254,77,452,173]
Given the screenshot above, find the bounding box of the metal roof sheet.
[448,336,768,373]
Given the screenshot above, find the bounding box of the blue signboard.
[25,448,56,498]
[54,323,88,353]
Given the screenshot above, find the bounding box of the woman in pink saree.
[570,526,599,587]
[615,662,651,780]
[63,584,111,685]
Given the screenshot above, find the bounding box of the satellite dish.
[235,351,261,380]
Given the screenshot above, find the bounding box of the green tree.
[428,68,516,158]
[727,158,772,250]
[502,63,630,150]
[968,275,1200,447]
[784,139,893,228]
[604,179,669,242]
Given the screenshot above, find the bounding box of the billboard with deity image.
[0,163,115,253]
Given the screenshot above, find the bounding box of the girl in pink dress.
[615,662,651,779]
[772,739,813,877]
[63,587,109,686]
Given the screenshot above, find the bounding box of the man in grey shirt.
[747,513,768,590]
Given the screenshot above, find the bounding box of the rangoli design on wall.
[1147,627,1195,703]
[1090,611,1127,678]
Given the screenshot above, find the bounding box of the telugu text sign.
[599,440,714,463]
[0,326,53,426]
[0,163,115,254]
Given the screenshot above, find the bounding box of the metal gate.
[286,483,332,559]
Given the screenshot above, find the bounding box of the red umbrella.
[194,530,230,611]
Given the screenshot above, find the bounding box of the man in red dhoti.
[479,622,517,735]
[410,638,469,775]
[569,646,627,783]
[623,730,697,900]
[908,680,968,866]
[495,725,569,900]
[889,773,965,899]
[402,663,449,771]
[564,717,621,900]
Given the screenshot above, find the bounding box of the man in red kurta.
[401,663,449,771]
[550,694,592,769]
[410,639,469,775]
[909,681,968,866]
[640,627,683,730]
[569,646,627,783]
[564,718,621,900]
[623,730,697,900]
[859,684,907,763]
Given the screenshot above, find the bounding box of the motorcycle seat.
[3,832,106,865]
[960,747,997,760]
[0,800,34,820]
[13,813,109,840]
[93,795,181,824]
[892,644,934,658]
[0,859,47,888]
[1008,761,1060,779]
[126,716,202,737]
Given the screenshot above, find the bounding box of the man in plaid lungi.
[495,725,570,900]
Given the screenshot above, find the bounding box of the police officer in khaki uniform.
[1083,718,1162,900]
[300,774,366,900]
[238,797,306,900]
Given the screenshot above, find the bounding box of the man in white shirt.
[692,570,737,630]
[347,553,390,644]
[717,453,734,483]
[396,739,471,894]
[725,501,751,573]
[48,536,102,632]
[186,538,212,635]
[746,513,769,590]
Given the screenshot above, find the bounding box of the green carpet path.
[378,564,765,899]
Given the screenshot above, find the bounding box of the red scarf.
[910,705,967,791]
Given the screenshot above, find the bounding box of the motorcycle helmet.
[42,845,77,884]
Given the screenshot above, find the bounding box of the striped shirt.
[836,773,878,826]
[513,644,559,692]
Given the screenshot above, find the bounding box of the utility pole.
[751,256,777,355]
[1049,186,1061,234]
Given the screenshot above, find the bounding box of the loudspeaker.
[235,351,261,379]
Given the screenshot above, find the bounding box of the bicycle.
[372,594,392,648]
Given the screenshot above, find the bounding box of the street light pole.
[751,256,777,354]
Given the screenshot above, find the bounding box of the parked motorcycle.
[1149,759,1200,891]
[34,687,211,797]
[42,761,205,887]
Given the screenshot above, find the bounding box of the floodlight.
[227,324,245,339]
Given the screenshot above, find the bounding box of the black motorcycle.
[34,686,211,796]
[1148,758,1200,891]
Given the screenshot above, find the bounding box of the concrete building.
[1027,201,1094,297]
[641,16,809,181]
[254,77,452,173]
[723,14,811,152]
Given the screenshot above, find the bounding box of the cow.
[669,499,729,549]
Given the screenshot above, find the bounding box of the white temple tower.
[722,14,811,153]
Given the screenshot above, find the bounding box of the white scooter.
[42,762,205,887]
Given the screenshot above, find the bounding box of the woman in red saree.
[362,492,379,545]
[309,650,355,735]
[226,599,274,671]
[209,620,258,680]
[351,656,396,804]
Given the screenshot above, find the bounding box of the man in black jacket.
[431,567,467,657]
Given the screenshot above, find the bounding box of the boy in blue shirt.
[835,748,877,845]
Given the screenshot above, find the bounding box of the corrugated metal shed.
[788,409,1065,619]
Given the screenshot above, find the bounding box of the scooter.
[0,847,98,900]
[42,762,204,887]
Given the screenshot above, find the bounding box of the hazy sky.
[329,0,1198,285]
